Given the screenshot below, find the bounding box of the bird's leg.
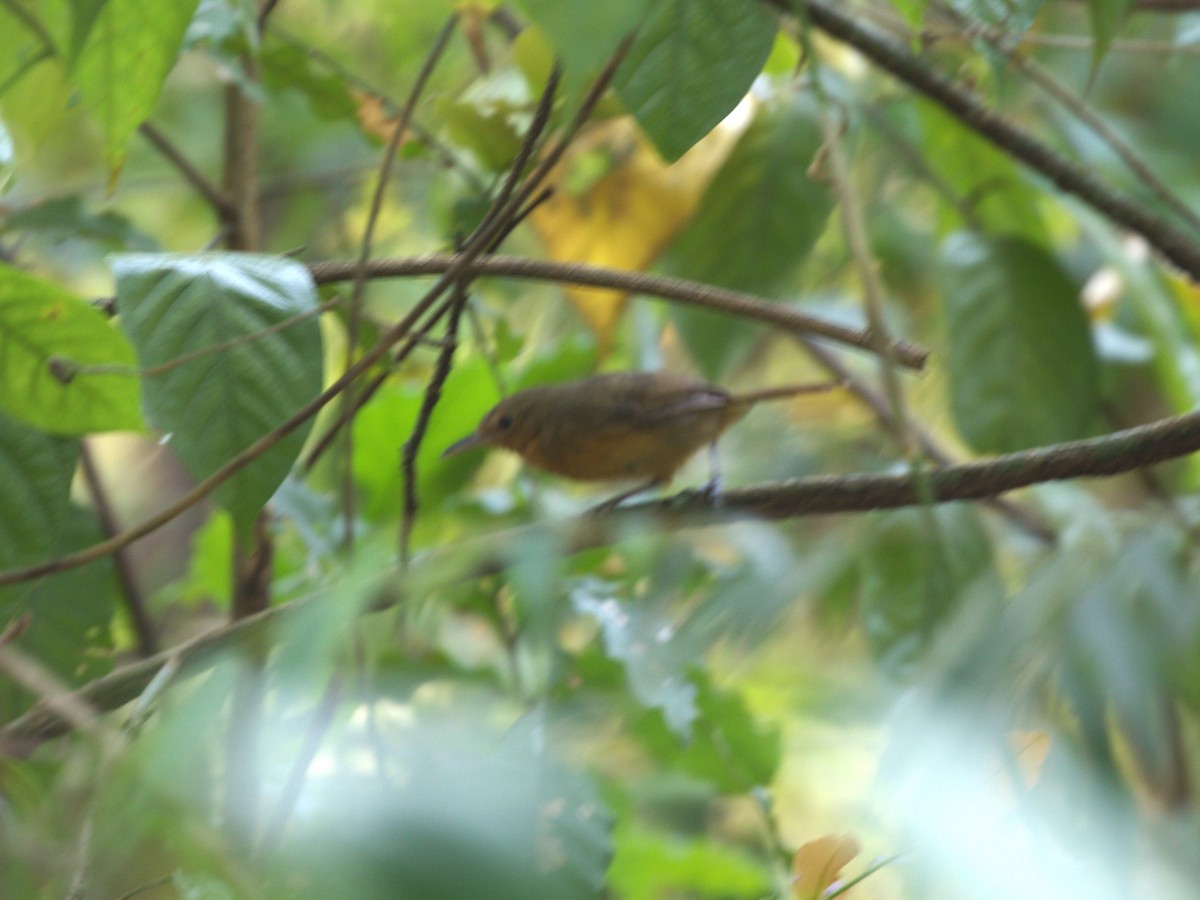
[587,478,664,515]
[700,441,724,506]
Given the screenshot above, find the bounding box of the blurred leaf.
[516,0,645,101]
[0,410,78,579]
[153,508,232,608]
[71,0,201,178]
[436,95,523,172]
[614,0,776,162]
[940,232,1099,453]
[916,100,1045,241]
[667,93,832,379]
[857,504,995,678]
[792,833,860,899]
[0,504,116,720]
[1,195,156,250]
[1060,525,1195,794]
[630,670,781,793]
[609,822,771,898]
[574,582,699,737]
[113,253,323,534]
[0,262,142,434]
[261,34,359,122]
[948,0,1045,43]
[275,713,613,900]
[1088,0,1136,69]
[67,0,111,63]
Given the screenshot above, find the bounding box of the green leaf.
[261,34,358,122]
[113,253,323,533]
[666,93,833,379]
[916,100,1045,241]
[615,0,777,162]
[630,670,781,792]
[1088,0,1136,68]
[940,232,1099,453]
[0,409,78,575]
[351,357,502,521]
[0,262,143,434]
[516,0,646,98]
[70,0,200,177]
[1,195,157,250]
[857,504,995,678]
[574,585,700,737]
[0,503,116,720]
[609,823,771,898]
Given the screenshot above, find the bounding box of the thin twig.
[307,254,930,369]
[341,13,460,551]
[139,124,233,219]
[400,280,469,565]
[79,443,157,655]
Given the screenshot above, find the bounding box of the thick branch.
[6,404,1200,750]
[789,0,1200,283]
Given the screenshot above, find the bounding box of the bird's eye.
[497,414,513,430]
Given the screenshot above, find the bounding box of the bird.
[442,370,839,511]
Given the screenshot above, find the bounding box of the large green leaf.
[0,262,142,434]
[113,253,323,533]
[940,232,1099,453]
[615,0,776,162]
[666,93,833,379]
[70,0,200,176]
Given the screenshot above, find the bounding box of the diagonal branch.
[7,403,1200,750]
[784,0,1200,282]
[307,254,931,369]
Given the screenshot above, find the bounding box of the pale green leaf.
[0,262,142,434]
[71,0,201,177]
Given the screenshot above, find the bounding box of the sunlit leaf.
[0,262,142,434]
[71,0,200,178]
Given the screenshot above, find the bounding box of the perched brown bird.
[443,371,838,510]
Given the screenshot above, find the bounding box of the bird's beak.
[442,430,486,458]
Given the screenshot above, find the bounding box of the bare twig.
[138,124,233,219]
[308,254,930,368]
[341,13,460,550]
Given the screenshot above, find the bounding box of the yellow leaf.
[791,833,860,899]
[530,114,742,353]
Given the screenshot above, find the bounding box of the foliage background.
[3,0,1200,897]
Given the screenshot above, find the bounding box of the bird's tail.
[729,380,845,407]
